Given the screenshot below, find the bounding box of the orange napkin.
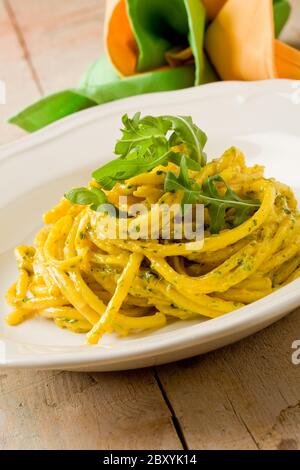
[9,0,300,133]
[105,0,137,76]
[205,0,300,80]
[106,0,300,81]
[275,40,300,79]
[205,0,276,79]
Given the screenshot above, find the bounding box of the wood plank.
[0,368,182,450]
[8,0,105,94]
[0,0,41,144]
[1,0,300,451]
[157,308,300,450]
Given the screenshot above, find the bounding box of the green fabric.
[126,0,189,72]
[126,0,216,84]
[8,91,96,133]
[79,55,120,88]
[183,0,216,84]
[273,0,291,38]
[185,0,205,85]
[79,63,195,102]
[9,64,195,132]
[7,0,291,132]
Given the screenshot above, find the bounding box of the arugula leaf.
[164,156,205,209]
[64,187,107,212]
[164,159,260,234]
[114,113,170,158]
[165,115,207,165]
[92,112,207,186]
[200,175,260,234]
[169,153,201,171]
[114,113,207,164]
[92,150,202,186]
[93,148,174,184]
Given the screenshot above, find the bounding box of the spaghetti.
[5,115,300,344]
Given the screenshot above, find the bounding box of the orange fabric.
[205,0,277,80]
[165,46,194,67]
[105,0,138,76]
[202,0,227,20]
[105,0,300,83]
[275,40,300,79]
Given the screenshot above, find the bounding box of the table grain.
[0,0,300,450]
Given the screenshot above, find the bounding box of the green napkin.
[9,60,195,132]
[8,0,290,133]
[273,0,291,38]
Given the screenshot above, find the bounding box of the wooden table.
[1,0,300,450]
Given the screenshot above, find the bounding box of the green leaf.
[9,64,195,132]
[164,156,201,205]
[273,0,291,38]
[200,175,261,233]
[165,155,191,190]
[59,318,78,324]
[64,187,107,212]
[169,153,201,171]
[164,115,207,165]
[92,113,207,186]
[92,148,174,184]
[114,113,207,163]
[114,113,170,158]
[164,160,260,234]
[8,90,96,133]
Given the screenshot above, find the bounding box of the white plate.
[1,79,300,371]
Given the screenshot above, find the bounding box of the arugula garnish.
[164,157,261,234]
[92,112,207,186]
[114,113,170,158]
[92,146,173,183]
[165,115,207,163]
[65,187,107,212]
[64,114,260,234]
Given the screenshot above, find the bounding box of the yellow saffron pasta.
[5,145,300,345]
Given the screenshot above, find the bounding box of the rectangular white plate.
[1,79,300,371]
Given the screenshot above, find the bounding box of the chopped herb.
[60,318,78,324]
[64,187,107,212]
[141,270,158,281]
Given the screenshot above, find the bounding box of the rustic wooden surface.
[0,0,300,450]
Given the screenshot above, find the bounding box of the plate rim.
[0,79,298,159]
[2,279,300,369]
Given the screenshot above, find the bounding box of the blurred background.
[0,0,299,145]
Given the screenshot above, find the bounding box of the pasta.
[5,114,300,344]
